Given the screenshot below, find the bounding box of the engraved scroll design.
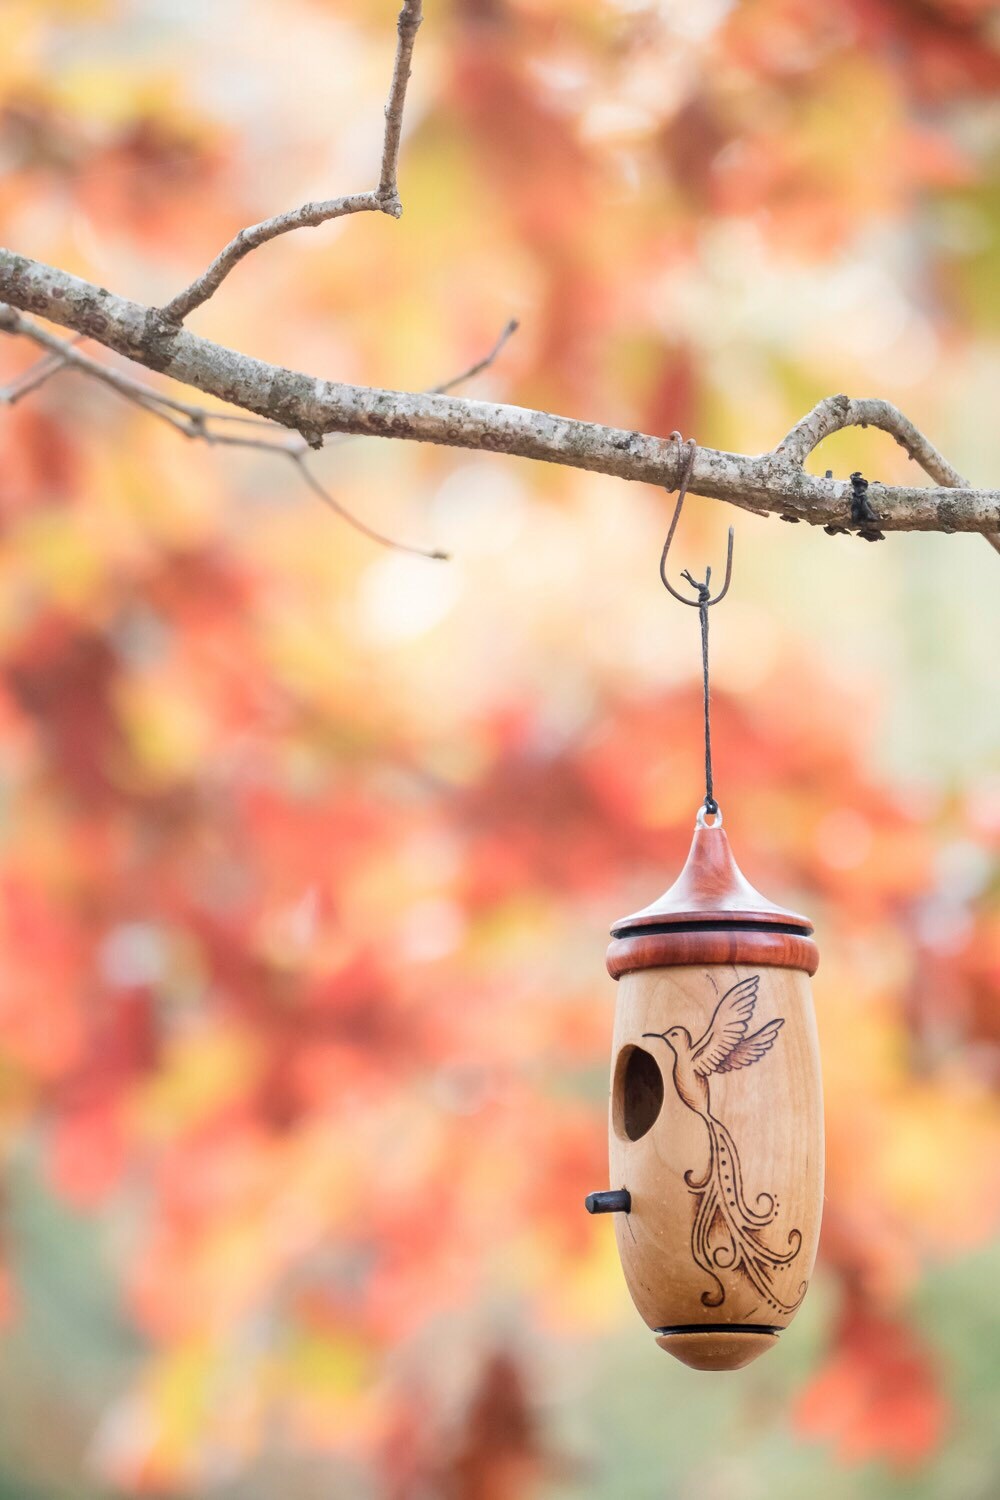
[643,975,806,1316]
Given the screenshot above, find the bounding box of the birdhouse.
[586,810,823,1372]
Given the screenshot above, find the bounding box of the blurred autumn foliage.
[0,1,998,1498]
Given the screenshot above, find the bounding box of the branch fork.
[156,0,422,327]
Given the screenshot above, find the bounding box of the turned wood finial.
[607,821,819,980]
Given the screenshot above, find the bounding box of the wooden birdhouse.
[586,810,823,1372]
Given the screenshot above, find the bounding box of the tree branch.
[0,301,517,558]
[0,3,995,554]
[778,394,1000,554]
[157,0,422,325]
[779,394,965,485]
[0,249,997,541]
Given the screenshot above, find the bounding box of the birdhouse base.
[654,1327,778,1371]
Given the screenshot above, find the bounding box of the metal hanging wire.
[659,433,734,607]
[659,433,735,819]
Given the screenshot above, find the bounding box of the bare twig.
[378,0,424,209]
[0,251,997,539]
[431,318,519,395]
[291,451,446,559]
[1,334,84,406]
[2,352,64,404]
[157,193,380,328]
[158,0,422,325]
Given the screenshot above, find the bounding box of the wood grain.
[607,963,824,1370]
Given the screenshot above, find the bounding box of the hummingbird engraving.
[643,974,805,1315]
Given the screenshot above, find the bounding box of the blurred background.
[0,0,998,1496]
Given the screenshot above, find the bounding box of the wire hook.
[659,433,734,608]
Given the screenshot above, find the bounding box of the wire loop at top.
[659,433,734,608]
